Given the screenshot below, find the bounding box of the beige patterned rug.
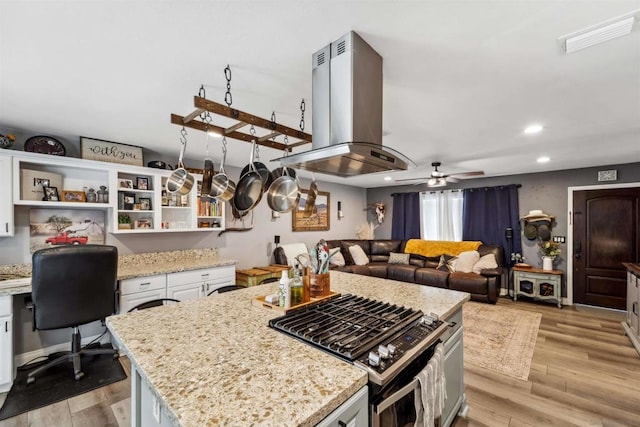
[463,302,541,381]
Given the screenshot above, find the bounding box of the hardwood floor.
[1,299,638,426]
[453,299,640,427]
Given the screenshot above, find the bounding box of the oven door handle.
[374,377,420,414]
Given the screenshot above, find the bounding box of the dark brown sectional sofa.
[274,239,504,304]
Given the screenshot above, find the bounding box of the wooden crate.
[235,268,273,287]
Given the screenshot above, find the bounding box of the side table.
[513,266,563,308]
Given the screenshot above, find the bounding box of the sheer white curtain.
[420,190,464,241]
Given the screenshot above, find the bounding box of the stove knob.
[368,351,380,367]
[421,316,434,326]
[378,345,390,359]
[387,344,397,355]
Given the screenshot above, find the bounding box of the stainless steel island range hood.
[276,31,410,177]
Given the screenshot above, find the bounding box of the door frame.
[567,182,640,306]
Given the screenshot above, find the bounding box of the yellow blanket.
[404,239,482,258]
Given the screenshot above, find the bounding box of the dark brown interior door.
[573,188,640,309]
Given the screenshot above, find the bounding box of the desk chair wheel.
[75,371,84,381]
[27,376,35,385]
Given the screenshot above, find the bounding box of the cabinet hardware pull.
[338,421,347,427]
[140,282,151,286]
[4,223,7,233]
[201,274,209,278]
[634,301,638,316]
[5,321,8,333]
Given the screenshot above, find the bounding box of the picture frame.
[61,190,87,203]
[118,178,134,189]
[80,136,144,167]
[136,177,149,190]
[119,192,135,210]
[139,197,151,210]
[134,218,153,229]
[42,186,60,202]
[292,190,330,232]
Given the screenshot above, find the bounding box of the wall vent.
[597,169,618,182]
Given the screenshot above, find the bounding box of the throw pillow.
[455,250,481,273]
[472,253,498,274]
[329,250,346,266]
[388,252,410,265]
[349,245,370,266]
[437,254,457,273]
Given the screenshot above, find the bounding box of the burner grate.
[269,294,423,360]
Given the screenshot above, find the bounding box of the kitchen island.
[106,270,470,426]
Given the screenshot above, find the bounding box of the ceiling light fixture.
[207,130,222,138]
[559,12,638,54]
[384,176,392,181]
[524,124,543,134]
[537,156,550,163]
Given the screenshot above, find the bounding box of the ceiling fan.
[395,162,484,187]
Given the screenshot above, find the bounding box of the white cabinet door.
[167,282,203,302]
[0,314,13,392]
[316,386,368,427]
[120,288,167,313]
[0,155,14,236]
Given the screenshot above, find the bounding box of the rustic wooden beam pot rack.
[171,96,312,152]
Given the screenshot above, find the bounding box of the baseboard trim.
[14,333,112,368]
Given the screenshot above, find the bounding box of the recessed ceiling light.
[537,156,550,163]
[524,124,543,134]
[384,176,392,181]
[207,130,222,137]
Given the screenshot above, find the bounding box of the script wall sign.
[80,136,144,166]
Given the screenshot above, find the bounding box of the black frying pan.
[233,142,264,214]
[240,147,273,190]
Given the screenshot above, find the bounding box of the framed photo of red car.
[61,190,86,203]
[29,209,105,253]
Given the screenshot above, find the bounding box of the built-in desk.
[0,248,236,392]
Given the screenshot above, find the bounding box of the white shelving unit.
[6,150,224,234]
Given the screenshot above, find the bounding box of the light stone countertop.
[0,248,236,296]
[106,270,470,427]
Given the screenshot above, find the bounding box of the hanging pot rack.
[170,96,311,151]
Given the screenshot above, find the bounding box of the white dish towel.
[414,343,447,427]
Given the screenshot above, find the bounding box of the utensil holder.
[309,273,330,298]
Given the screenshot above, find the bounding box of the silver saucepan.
[166,132,194,195]
[267,166,300,213]
[209,137,235,201]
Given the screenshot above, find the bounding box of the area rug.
[0,347,127,420]
[463,302,541,381]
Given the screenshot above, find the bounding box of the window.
[420,190,463,241]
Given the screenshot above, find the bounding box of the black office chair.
[28,245,119,384]
[128,298,180,312]
[206,285,242,296]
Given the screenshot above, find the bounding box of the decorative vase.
[542,256,554,271]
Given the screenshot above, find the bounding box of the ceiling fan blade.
[445,176,460,183]
[450,171,484,178]
[395,177,431,182]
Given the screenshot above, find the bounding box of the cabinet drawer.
[0,296,11,316]
[167,266,235,287]
[119,288,167,313]
[119,275,166,295]
[517,272,558,282]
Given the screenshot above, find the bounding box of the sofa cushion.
[415,268,449,288]
[456,250,480,273]
[341,240,370,264]
[367,262,389,278]
[388,264,417,282]
[437,255,457,272]
[449,272,488,294]
[349,245,370,265]
[388,252,410,264]
[370,240,402,262]
[330,249,346,266]
[472,253,498,274]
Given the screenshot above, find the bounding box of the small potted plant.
[538,239,561,271]
[118,214,132,230]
